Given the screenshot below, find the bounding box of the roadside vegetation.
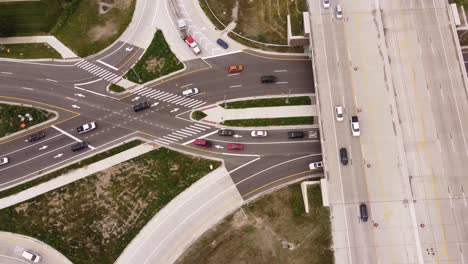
[0,0,62,36]
[53,0,136,57]
[221,96,311,109]
[223,116,315,127]
[125,30,183,84]
[453,0,468,8]
[192,110,207,120]
[200,0,307,51]
[0,140,142,199]
[0,147,221,264]
[0,43,62,59]
[176,183,333,264]
[109,84,126,93]
[0,104,54,138]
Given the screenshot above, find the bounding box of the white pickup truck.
[77,122,97,134]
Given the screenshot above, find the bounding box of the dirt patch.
[145,57,166,73]
[175,184,333,264]
[88,20,119,42]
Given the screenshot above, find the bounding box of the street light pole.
[286,89,291,104]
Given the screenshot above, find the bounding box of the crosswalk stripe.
[158,138,174,144]
[190,101,206,109]
[82,63,95,71]
[192,123,211,129]
[148,91,164,98]
[174,130,192,136]
[161,95,179,102]
[179,99,197,107]
[90,67,103,74]
[167,134,184,140]
[171,97,187,104]
[87,65,99,72]
[140,89,156,96]
[75,60,87,67]
[106,75,118,82]
[171,132,188,138]
[163,135,180,141]
[95,69,107,75]
[133,86,147,93]
[165,95,184,103]
[173,98,191,105]
[158,93,174,100]
[185,100,203,108]
[184,127,202,132]
[152,92,169,99]
[188,125,205,131]
[101,72,114,80]
[153,139,170,145]
[180,128,197,134]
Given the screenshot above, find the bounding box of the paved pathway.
[0,143,154,209]
[0,231,72,264]
[200,104,317,124]
[115,166,243,264]
[0,36,78,59]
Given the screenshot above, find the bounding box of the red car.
[227,143,244,150]
[228,65,244,73]
[194,138,212,147]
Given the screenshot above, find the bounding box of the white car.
[184,36,201,55]
[323,0,330,9]
[336,4,343,19]
[21,250,41,263]
[182,88,199,97]
[335,105,344,122]
[0,157,8,166]
[251,130,268,137]
[77,122,97,134]
[351,116,360,136]
[309,161,324,170]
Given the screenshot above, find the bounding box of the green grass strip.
[109,84,126,93]
[223,116,314,127]
[0,43,62,59]
[0,140,142,199]
[0,104,53,138]
[192,111,207,120]
[221,96,311,109]
[125,30,183,83]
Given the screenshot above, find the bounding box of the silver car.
[0,157,8,166]
[21,250,41,262]
[251,130,268,137]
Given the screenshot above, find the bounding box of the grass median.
[0,140,142,199]
[176,183,333,264]
[0,104,54,138]
[0,147,221,264]
[0,43,62,59]
[198,0,235,30]
[223,116,314,127]
[221,96,311,109]
[125,30,183,84]
[109,84,126,93]
[192,110,207,121]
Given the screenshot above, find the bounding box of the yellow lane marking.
[118,49,141,71]
[243,50,311,61]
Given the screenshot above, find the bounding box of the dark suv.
[27,131,46,142]
[218,129,234,136]
[133,101,151,112]
[288,131,304,139]
[260,75,278,83]
[71,141,89,152]
[340,147,348,165]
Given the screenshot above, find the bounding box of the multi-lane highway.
[311,0,468,263]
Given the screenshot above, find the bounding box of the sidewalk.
[0,36,78,59]
[200,104,317,123]
[0,144,154,209]
[115,166,244,264]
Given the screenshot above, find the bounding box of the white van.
[182,88,199,97]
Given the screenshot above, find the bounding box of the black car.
[133,101,151,112]
[360,203,368,222]
[27,131,46,142]
[261,75,278,83]
[218,129,234,136]
[288,131,304,139]
[71,141,89,152]
[340,147,348,165]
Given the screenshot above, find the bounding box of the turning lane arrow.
[54,153,63,159]
[170,108,180,113]
[72,105,80,109]
[38,145,48,150]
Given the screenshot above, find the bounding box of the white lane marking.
[182,130,218,145]
[167,134,184,140]
[153,139,170,145]
[171,132,188,138]
[0,132,139,188]
[275,81,288,84]
[208,139,318,145]
[180,129,197,135]
[201,50,243,59]
[66,97,78,102]
[187,126,204,131]
[181,83,193,88]
[191,123,211,129]
[74,78,103,86]
[21,87,34,90]
[175,130,192,136]
[4,134,62,156]
[319,9,353,264]
[162,135,179,142]
[74,86,114,99]
[46,78,58,82]
[221,152,262,157]
[229,85,242,88]
[71,105,80,109]
[96,59,119,71]
[228,73,240,76]
[274,70,288,72]
[1,72,12,74]
[51,125,82,142]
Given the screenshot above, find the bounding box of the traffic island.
[0,43,62,59]
[0,103,55,138]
